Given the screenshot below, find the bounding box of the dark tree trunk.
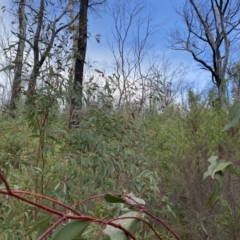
[73,0,89,104]
[69,0,89,127]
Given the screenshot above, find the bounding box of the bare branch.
[168,0,240,107]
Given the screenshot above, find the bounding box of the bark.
[73,0,88,104]
[69,0,89,127]
[27,0,45,99]
[218,81,226,107]
[68,0,78,96]
[69,0,107,127]
[9,0,26,113]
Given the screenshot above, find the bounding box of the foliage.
[1,86,240,239]
[141,94,240,239]
[223,101,240,131]
[1,0,240,239]
[0,81,163,239]
[204,100,240,208]
[203,156,232,207]
[0,171,179,240]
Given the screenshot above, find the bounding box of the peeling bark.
[10,0,26,114]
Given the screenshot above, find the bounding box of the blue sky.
[87,0,183,60]
[87,0,211,90]
[0,0,211,91]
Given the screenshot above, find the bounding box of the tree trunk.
[169,0,238,109]
[69,0,89,128]
[26,0,78,102]
[218,81,227,108]
[26,0,44,100]
[73,0,88,103]
[9,0,26,114]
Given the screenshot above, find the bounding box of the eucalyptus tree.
[5,0,81,113]
[168,0,240,108]
[25,0,80,99]
[0,16,14,107]
[69,0,106,128]
[9,0,26,113]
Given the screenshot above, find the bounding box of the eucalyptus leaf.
[25,217,51,237]
[223,101,240,130]
[211,162,232,179]
[103,211,141,240]
[207,172,223,207]
[125,196,146,206]
[52,220,90,240]
[104,194,126,203]
[203,156,218,180]
[0,65,15,72]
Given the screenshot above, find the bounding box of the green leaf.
[207,172,223,207]
[204,157,231,207]
[203,156,218,180]
[104,194,126,204]
[66,54,73,63]
[34,167,42,173]
[103,211,141,240]
[54,182,61,191]
[25,217,51,237]
[95,69,103,73]
[30,134,40,138]
[223,118,239,131]
[47,135,59,142]
[52,220,90,240]
[200,220,208,236]
[50,146,55,156]
[0,65,15,72]
[223,101,240,130]
[166,204,177,218]
[211,162,232,179]
[125,197,146,206]
[203,156,232,180]
[229,101,240,118]
[49,66,54,76]
[124,192,146,206]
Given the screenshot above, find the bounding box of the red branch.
[142,210,181,240]
[14,190,81,215]
[38,216,66,240]
[100,215,163,240]
[0,172,179,240]
[123,195,180,240]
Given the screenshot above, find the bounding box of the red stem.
[0,189,65,216]
[123,195,180,239]
[142,210,181,240]
[0,173,178,240]
[38,216,66,240]
[72,194,105,208]
[105,216,162,240]
[15,190,81,215]
[0,171,12,192]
